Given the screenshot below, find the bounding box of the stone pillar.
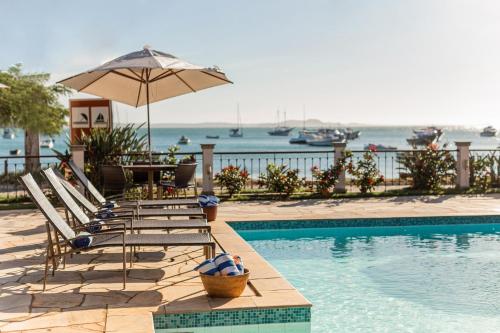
[201,144,215,195]
[70,145,85,171]
[333,142,347,193]
[455,141,471,189]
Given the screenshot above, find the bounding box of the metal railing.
[1,148,499,198]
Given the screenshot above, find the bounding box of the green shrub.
[312,151,352,195]
[397,144,456,191]
[76,124,147,187]
[259,163,304,197]
[469,153,499,191]
[215,165,249,197]
[347,150,384,193]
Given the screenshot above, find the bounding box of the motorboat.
[406,127,443,146]
[480,126,497,137]
[364,144,397,151]
[3,128,15,139]
[40,138,54,149]
[206,135,220,139]
[307,133,346,146]
[289,130,317,144]
[177,135,191,144]
[341,128,361,140]
[9,149,21,156]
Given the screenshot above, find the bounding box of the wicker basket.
[200,269,249,298]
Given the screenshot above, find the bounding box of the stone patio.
[0,194,499,332]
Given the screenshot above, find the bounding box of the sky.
[0,0,500,127]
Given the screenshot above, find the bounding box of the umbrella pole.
[146,75,152,164]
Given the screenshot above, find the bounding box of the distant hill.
[116,119,367,128]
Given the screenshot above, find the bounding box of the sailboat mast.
[302,105,306,130]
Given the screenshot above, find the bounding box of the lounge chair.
[19,173,216,290]
[56,166,205,219]
[67,161,199,208]
[42,168,211,233]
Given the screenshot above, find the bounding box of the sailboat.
[268,110,294,136]
[229,104,243,138]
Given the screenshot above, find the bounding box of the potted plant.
[198,195,219,222]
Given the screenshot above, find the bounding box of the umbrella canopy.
[0,83,9,89]
[58,46,232,155]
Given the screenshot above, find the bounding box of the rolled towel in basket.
[233,255,244,274]
[214,253,240,276]
[194,259,220,276]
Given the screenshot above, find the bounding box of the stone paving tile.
[0,194,498,332]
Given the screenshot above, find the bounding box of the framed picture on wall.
[71,107,90,128]
[91,106,110,128]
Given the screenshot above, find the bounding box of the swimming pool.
[233,216,500,333]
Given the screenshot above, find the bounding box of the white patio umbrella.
[58,46,232,158]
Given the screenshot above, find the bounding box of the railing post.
[333,142,347,193]
[70,145,86,172]
[201,144,215,195]
[455,141,471,189]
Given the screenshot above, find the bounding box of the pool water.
[237,223,500,333]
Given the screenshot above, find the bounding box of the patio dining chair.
[19,173,216,290]
[159,163,198,198]
[43,168,210,233]
[67,161,199,208]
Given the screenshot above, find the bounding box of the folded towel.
[86,220,104,233]
[198,195,219,208]
[233,255,245,274]
[193,259,220,276]
[72,232,93,248]
[214,253,240,276]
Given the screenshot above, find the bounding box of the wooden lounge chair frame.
[43,168,211,233]
[19,173,216,290]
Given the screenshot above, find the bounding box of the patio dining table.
[122,164,177,200]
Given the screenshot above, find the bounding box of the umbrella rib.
[127,69,145,82]
[149,69,182,83]
[76,71,110,92]
[135,69,145,107]
[200,70,233,84]
[110,70,142,82]
[173,72,196,93]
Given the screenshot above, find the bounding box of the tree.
[0,64,70,172]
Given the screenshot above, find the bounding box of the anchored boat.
[406,127,443,146]
[40,138,54,149]
[177,135,191,144]
[480,126,497,137]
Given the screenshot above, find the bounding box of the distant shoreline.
[113,122,487,130]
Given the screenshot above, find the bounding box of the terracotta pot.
[202,206,218,222]
[200,269,249,298]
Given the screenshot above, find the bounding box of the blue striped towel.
[96,209,117,219]
[214,253,240,276]
[103,201,117,209]
[86,220,104,233]
[193,259,220,276]
[72,232,93,248]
